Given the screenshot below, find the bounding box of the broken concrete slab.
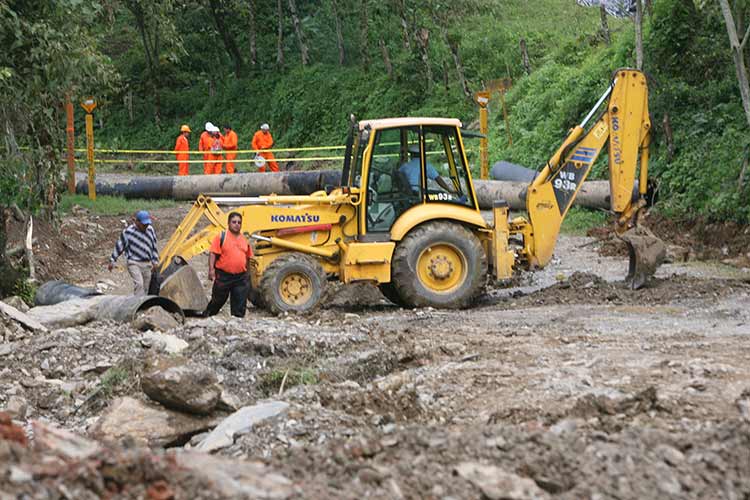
[194,401,289,453]
[0,300,48,332]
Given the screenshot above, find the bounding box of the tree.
[718,0,750,128]
[287,0,310,65]
[276,0,285,68]
[207,0,245,77]
[0,0,117,293]
[634,0,644,69]
[122,0,182,123]
[247,0,257,67]
[330,0,346,65]
[360,0,370,71]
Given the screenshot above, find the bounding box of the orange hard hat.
[180,124,191,132]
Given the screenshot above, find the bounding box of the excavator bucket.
[158,264,208,314]
[619,226,666,290]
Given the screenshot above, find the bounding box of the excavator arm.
[516,69,664,288]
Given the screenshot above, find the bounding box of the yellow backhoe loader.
[159,68,665,314]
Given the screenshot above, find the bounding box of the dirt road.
[2,204,750,498]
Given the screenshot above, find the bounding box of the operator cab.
[346,118,476,234]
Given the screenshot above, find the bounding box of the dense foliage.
[2,0,749,225]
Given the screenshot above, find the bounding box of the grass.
[560,206,609,235]
[60,194,178,216]
[99,366,130,398]
[261,367,319,396]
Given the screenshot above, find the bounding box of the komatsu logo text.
[271,213,320,223]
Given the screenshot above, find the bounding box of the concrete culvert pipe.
[94,295,185,324]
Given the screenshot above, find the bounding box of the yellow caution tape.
[73,144,347,155]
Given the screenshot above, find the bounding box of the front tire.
[391,221,486,309]
[259,253,327,314]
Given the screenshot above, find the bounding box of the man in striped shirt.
[108,210,159,296]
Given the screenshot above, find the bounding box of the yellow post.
[475,90,490,180]
[80,97,97,201]
[65,94,75,195]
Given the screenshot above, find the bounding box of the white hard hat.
[260,123,270,131]
[205,121,214,132]
[210,125,220,133]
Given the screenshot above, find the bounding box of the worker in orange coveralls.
[174,125,191,176]
[222,124,238,174]
[251,123,280,172]
[198,122,215,175]
[209,125,224,174]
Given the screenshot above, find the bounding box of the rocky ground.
[2,204,750,499]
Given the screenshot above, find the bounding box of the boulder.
[140,331,188,354]
[141,355,221,414]
[132,306,180,332]
[91,396,220,447]
[172,450,293,499]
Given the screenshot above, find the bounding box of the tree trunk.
[444,30,472,100]
[125,0,161,124]
[442,61,449,91]
[208,0,245,77]
[416,28,432,86]
[520,38,531,75]
[719,0,750,128]
[287,0,309,65]
[634,0,644,70]
[126,89,133,122]
[379,38,393,78]
[247,0,257,66]
[331,0,345,65]
[395,0,411,50]
[360,0,370,72]
[600,4,611,45]
[662,113,674,163]
[276,0,284,68]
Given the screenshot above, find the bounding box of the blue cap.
[135,210,152,225]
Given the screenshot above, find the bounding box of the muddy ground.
[2,204,750,499]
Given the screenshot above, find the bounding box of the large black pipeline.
[76,171,342,200]
[35,280,100,305]
[76,170,625,210]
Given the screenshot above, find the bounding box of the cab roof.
[358,117,462,131]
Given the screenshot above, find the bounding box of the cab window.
[422,125,473,208]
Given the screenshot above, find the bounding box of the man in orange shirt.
[221,124,238,174]
[251,123,280,172]
[204,212,253,318]
[198,122,215,175]
[174,124,191,176]
[209,125,224,174]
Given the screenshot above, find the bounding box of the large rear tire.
[259,253,327,314]
[391,221,486,309]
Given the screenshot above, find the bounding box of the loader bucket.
[159,265,208,314]
[619,226,666,290]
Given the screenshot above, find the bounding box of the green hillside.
[3,0,750,221]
